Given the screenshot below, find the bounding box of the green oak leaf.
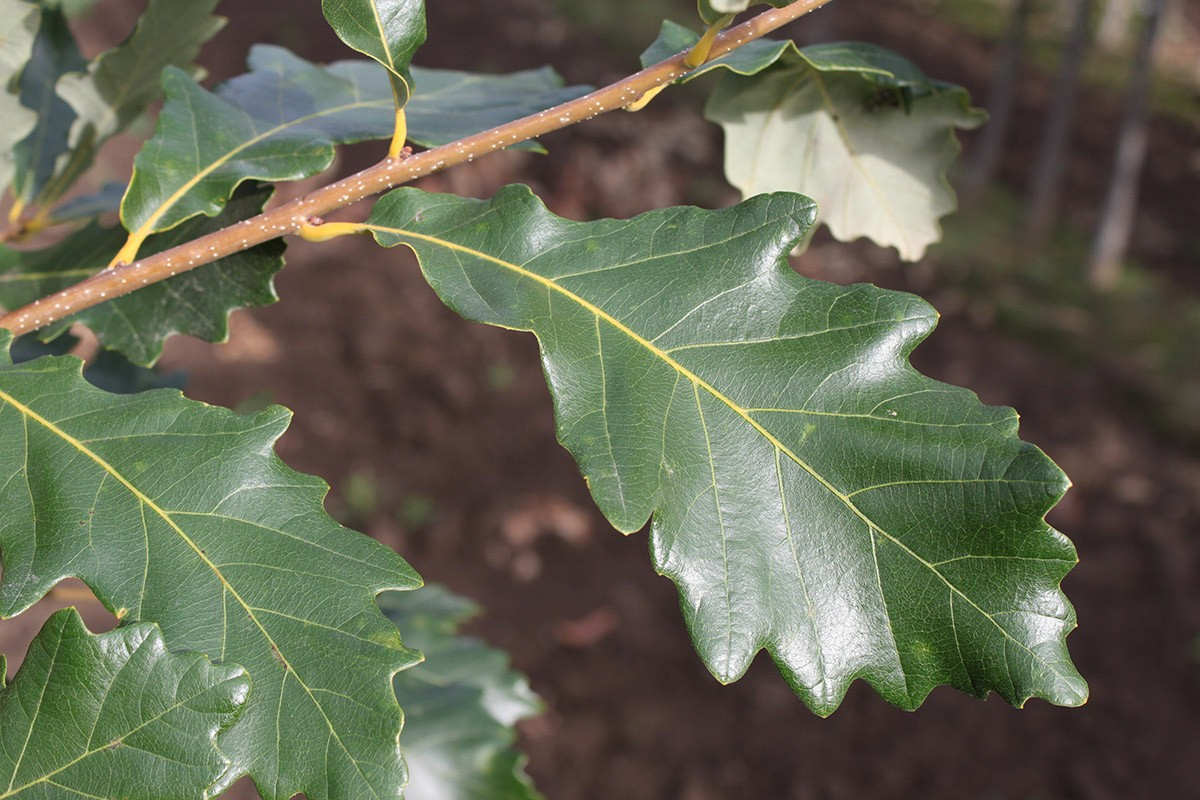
[322,0,425,106]
[381,586,542,800]
[365,185,1087,714]
[42,0,224,208]
[0,331,424,799]
[0,0,40,193]
[643,23,986,261]
[0,609,247,800]
[11,5,86,206]
[0,184,285,366]
[120,45,588,250]
[333,59,589,156]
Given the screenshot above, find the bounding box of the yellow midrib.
[369,222,1071,682]
[369,0,396,71]
[0,386,381,791]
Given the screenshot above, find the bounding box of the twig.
[0,0,831,337]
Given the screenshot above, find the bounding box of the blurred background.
[3,1,1198,797]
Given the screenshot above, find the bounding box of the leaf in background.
[366,185,1087,714]
[119,46,587,256]
[0,610,248,800]
[380,585,541,800]
[0,184,285,366]
[11,6,86,206]
[7,331,186,394]
[43,180,124,224]
[321,0,426,106]
[44,0,224,208]
[0,331,424,799]
[697,0,791,25]
[643,23,986,261]
[0,1,40,193]
[334,60,590,155]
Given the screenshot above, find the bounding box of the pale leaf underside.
[644,23,986,260]
[382,586,542,800]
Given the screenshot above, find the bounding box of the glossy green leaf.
[11,6,86,205]
[0,1,40,193]
[120,45,588,250]
[381,586,541,800]
[0,185,285,366]
[365,185,1087,714]
[643,24,986,261]
[43,0,224,207]
[0,331,424,799]
[322,0,425,105]
[0,609,247,800]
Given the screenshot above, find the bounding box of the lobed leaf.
[0,0,40,193]
[0,184,285,366]
[0,331,424,799]
[365,185,1087,715]
[322,0,425,106]
[643,23,986,260]
[120,46,588,252]
[0,609,247,800]
[381,586,542,800]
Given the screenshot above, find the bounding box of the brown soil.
[3,1,1198,798]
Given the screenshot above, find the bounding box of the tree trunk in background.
[1022,0,1094,248]
[1089,0,1166,289]
[961,0,1035,206]
[1098,0,1136,50]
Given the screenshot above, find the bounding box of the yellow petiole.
[685,13,734,68]
[388,107,409,160]
[297,217,370,243]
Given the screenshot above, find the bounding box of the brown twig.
[0,0,831,337]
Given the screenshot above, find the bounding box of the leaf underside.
[0,331,424,800]
[644,23,986,261]
[47,0,224,207]
[698,0,791,26]
[0,609,247,800]
[0,0,40,193]
[382,586,542,800]
[366,185,1087,715]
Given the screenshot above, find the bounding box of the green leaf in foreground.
[644,23,986,261]
[0,184,285,366]
[0,331,424,799]
[0,609,247,800]
[120,45,588,251]
[381,586,541,800]
[366,185,1087,714]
